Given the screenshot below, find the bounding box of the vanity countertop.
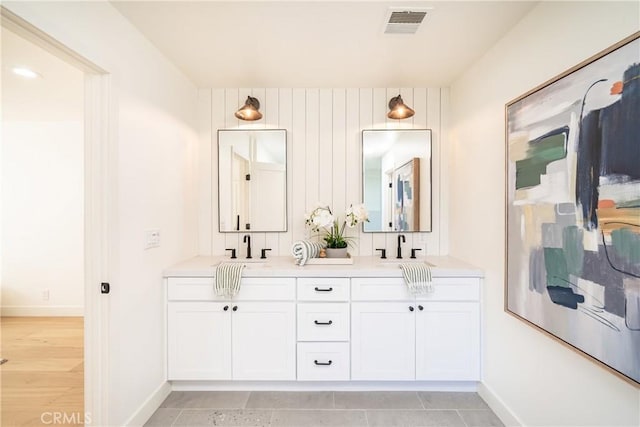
[163,255,483,278]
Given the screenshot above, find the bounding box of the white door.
[415,302,481,381]
[351,302,416,380]
[232,302,295,380]
[250,161,286,230]
[168,302,232,380]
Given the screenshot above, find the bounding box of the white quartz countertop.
[163,255,483,278]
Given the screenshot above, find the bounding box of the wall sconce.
[387,94,415,120]
[235,96,263,121]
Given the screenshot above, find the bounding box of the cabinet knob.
[314,360,333,366]
[223,305,229,311]
[409,306,414,312]
[232,306,238,311]
[314,320,333,325]
[418,305,424,311]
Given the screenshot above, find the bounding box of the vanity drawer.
[415,277,480,301]
[168,277,294,301]
[168,277,218,301]
[297,278,349,301]
[351,278,413,301]
[297,342,350,381]
[297,303,349,341]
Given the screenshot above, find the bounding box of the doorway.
[1,7,109,426]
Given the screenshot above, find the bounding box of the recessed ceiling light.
[12,67,41,79]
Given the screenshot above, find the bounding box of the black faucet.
[396,234,406,259]
[243,235,252,259]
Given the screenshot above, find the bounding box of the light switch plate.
[145,229,160,249]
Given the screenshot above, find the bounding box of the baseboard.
[170,380,479,392]
[0,305,84,316]
[478,382,524,427]
[123,381,171,427]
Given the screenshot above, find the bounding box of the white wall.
[3,1,199,425]
[198,88,449,258]
[1,121,84,316]
[449,2,640,426]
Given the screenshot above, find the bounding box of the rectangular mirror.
[218,129,287,232]
[362,129,432,232]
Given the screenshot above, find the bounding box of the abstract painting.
[393,158,420,231]
[506,33,640,386]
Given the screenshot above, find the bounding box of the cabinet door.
[351,302,415,380]
[168,302,232,380]
[416,302,480,381]
[231,302,296,380]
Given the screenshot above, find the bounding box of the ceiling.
[111,1,538,88]
[1,27,84,121]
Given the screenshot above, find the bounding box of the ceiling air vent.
[384,9,428,34]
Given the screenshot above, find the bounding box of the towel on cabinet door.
[399,262,433,294]
[215,262,245,298]
[291,240,326,266]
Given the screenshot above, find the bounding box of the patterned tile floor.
[145,391,504,427]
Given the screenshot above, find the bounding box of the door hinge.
[101,282,110,294]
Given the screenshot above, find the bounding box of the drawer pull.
[314,360,333,366]
[314,287,333,292]
[314,320,333,325]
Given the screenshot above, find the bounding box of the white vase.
[325,247,348,258]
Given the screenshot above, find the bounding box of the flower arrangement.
[305,203,369,249]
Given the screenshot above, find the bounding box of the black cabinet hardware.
[314,320,333,325]
[232,306,238,311]
[314,360,333,366]
[314,287,333,292]
[418,305,424,311]
[223,305,229,311]
[101,282,110,294]
[409,306,414,311]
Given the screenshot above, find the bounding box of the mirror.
[218,129,287,232]
[362,129,432,232]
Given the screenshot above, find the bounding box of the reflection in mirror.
[362,129,432,232]
[218,129,287,232]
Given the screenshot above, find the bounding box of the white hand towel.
[399,262,433,294]
[291,240,326,266]
[215,263,245,298]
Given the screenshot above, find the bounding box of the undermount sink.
[212,260,270,269]
[378,260,436,268]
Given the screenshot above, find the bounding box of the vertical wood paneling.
[439,88,450,255]
[200,87,446,257]
[345,88,360,253]
[198,89,212,255]
[332,89,346,216]
[278,88,294,253]
[292,89,307,242]
[305,89,320,216]
[318,89,333,207]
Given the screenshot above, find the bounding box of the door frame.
[1,7,111,425]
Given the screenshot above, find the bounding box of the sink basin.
[377,260,436,268]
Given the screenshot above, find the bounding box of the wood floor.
[1,317,84,426]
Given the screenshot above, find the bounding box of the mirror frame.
[361,129,433,233]
[217,128,288,233]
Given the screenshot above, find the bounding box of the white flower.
[345,203,369,227]
[312,208,334,228]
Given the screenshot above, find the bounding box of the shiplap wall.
[198,88,449,257]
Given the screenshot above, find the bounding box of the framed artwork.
[505,32,640,386]
[393,158,420,231]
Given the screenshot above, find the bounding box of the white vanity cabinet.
[167,277,295,381]
[351,277,481,381]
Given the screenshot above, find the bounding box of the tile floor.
[145,391,504,427]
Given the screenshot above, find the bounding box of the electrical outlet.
[42,289,50,301]
[144,229,161,249]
